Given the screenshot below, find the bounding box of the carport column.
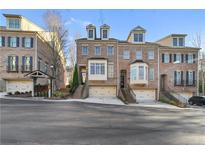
[48,78,51,98]
[32,77,37,97]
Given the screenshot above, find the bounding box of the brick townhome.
[76,24,199,102]
[0,14,67,95]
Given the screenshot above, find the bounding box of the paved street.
[0,98,205,145]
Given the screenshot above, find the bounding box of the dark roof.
[131,26,146,32]
[100,24,110,29]
[130,59,147,64]
[86,24,96,29]
[3,14,22,18]
[76,38,118,41]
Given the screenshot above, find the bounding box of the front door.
[120,70,126,88]
[80,66,86,84]
[160,74,166,91]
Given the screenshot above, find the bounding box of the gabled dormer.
[156,34,187,47]
[86,24,96,40]
[127,26,146,44]
[100,24,110,40]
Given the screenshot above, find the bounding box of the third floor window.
[8,37,19,47]
[22,37,33,48]
[8,19,20,29]
[134,33,143,42]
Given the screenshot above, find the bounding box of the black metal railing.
[7,65,19,72]
[21,65,33,73]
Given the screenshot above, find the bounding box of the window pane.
[123,50,130,59]
[148,51,154,59]
[136,51,142,59]
[108,64,114,78]
[131,66,137,81]
[139,34,143,42]
[25,37,31,48]
[139,66,144,80]
[188,54,193,63]
[134,33,143,42]
[10,37,17,47]
[82,46,88,55]
[9,19,20,29]
[188,71,193,85]
[90,63,95,74]
[101,64,105,74]
[149,68,154,80]
[164,54,170,63]
[173,38,177,46]
[176,71,181,85]
[107,46,113,56]
[176,54,181,63]
[95,46,101,55]
[88,30,93,38]
[103,30,107,38]
[179,38,184,46]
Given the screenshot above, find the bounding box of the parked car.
[188,96,205,106]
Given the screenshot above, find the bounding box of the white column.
[48,78,51,98]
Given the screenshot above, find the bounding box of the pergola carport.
[25,70,55,97]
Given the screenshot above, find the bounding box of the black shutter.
[22,56,25,71]
[181,71,183,85]
[193,71,195,85]
[186,54,188,63]
[174,54,176,62]
[181,54,184,63]
[162,54,164,63]
[2,36,5,46]
[193,54,196,63]
[22,37,25,47]
[174,71,177,86]
[17,37,19,47]
[8,56,10,71]
[30,56,33,71]
[169,54,172,63]
[186,71,188,85]
[16,56,19,71]
[8,37,10,47]
[31,38,33,48]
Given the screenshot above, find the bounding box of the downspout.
[157,47,160,100]
[35,33,38,70]
[116,41,119,96]
[197,50,200,96]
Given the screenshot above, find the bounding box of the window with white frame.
[148,50,154,60]
[131,66,137,81]
[88,30,94,39]
[107,46,114,56]
[139,66,144,80]
[164,53,170,63]
[173,38,178,46]
[134,33,143,42]
[188,54,193,63]
[188,71,194,85]
[8,19,20,29]
[149,68,154,80]
[8,56,18,71]
[90,63,105,75]
[136,51,142,59]
[82,46,88,55]
[179,38,184,46]
[22,56,32,71]
[108,63,114,78]
[176,71,182,85]
[95,46,101,55]
[0,36,5,47]
[24,37,32,48]
[102,29,108,39]
[9,37,18,47]
[176,54,182,63]
[123,50,130,59]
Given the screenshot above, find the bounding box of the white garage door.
[89,86,116,97]
[7,80,33,94]
[134,90,156,100]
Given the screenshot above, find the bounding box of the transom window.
[123,50,130,59]
[90,63,105,75]
[134,33,143,42]
[8,18,20,29]
[82,46,88,55]
[95,46,101,55]
[136,51,142,60]
[148,50,154,60]
[107,46,114,56]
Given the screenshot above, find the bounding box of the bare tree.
[43,10,68,90]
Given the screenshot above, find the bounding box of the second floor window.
[131,66,137,81]
[136,51,142,60]
[175,54,182,63]
[187,54,194,63]
[95,46,101,55]
[123,50,130,59]
[0,36,5,47]
[149,68,154,80]
[22,56,32,72]
[186,71,195,85]
[82,46,88,55]
[108,63,114,78]
[8,19,20,29]
[174,71,183,85]
[107,46,114,56]
[8,37,19,47]
[23,37,33,48]
[8,56,18,71]
[148,50,154,60]
[134,33,143,42]
[163,53,170,63]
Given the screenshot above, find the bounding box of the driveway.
[0,98,205,144]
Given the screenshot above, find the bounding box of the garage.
[6,80,33,94]
[89,86,116,97]
[134,89,156,100]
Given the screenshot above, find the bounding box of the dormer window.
[173,37,185,47]
[134,33,143,42]
[88,29,94,39]
[8,18,20,29]
[103,30,108,39]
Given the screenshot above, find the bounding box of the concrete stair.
[120,88,136,104]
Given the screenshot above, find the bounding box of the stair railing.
[127,84,136,102]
